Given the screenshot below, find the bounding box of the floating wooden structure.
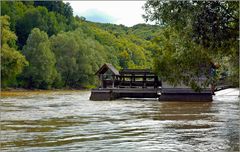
[90,63,161,100]
[159,88,212,101]
[90,63,212,101]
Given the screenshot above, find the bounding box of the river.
[1,89,239,152]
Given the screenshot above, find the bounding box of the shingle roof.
[120,69,153,75]
[95,63,120,76]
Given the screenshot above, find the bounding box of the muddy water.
[1,89,239,152]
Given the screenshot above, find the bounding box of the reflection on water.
[1,89,239,152]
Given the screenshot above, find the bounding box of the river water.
[1,89,239,152]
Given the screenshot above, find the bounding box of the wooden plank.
[119,75,156,78]
[113,89,158,94]
[120,69,154,75]
[161,88,212,94]
[90,87,212,101]
[159,94,212,101]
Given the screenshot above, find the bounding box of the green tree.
[1,16,28,87]
[144,1,239,49]
[34,1,73,20]
[50,28,107,88]
[22,28,57,89]
[16,6,59,48]
[143,0,239,87]
[50,31,80,87]
[79,22,153,69]
[1,1,29,31]
[152,27,211,90]
[33,1,76,31]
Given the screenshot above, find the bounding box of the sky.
[64,1,149,27]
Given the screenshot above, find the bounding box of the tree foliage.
[1,1,29,31]
[1,15,28,87]
[143,0,239,87]
[153,27,211,90]
[34,1,73,21]
[0,1,155,89]
[2,0,237,90]
[15,6,59,48]
[21,28,57,89]
[50,29,96,88]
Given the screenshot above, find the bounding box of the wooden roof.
[120,69,154,75]
[95,63,120,76]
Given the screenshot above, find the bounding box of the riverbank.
[0,88,89,97]
[1,88,239,97]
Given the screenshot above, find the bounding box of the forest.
[1,1,239,90]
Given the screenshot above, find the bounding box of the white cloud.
[80,9,117,24]
[64,1,148,27]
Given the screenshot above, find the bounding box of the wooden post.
[133,74,135,82]
[143,74,146,88]
[100,74,103,88]
[116,76,119,88]
[130,74,132,88]
[112,75,115,88]
[154,76,158,88]
[118,76,120,88]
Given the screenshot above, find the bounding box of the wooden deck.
[90,64,213,101]
[90,88,160,101]
[90,87,212,101]
[159,88,212,101]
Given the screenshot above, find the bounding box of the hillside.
[1,1,160,89]
[1,1,238,90]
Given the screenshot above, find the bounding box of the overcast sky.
[64,1,148,27]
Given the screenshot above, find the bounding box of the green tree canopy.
[144,1,239,49]
[153,27,212,90]
[143,0,239,87]
[21,28,57,89]
[16,6,59,48]
[1,15,28,87]
[1,1,29,31]
[34,1,73,21]
[50,28,108,88]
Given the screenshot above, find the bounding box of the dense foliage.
[143,0,239,87]
[1,1,238,89]
[1,16,28,87]
[1,1,158,89]
[21,28,58,89]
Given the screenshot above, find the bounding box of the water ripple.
[1,89,239,152]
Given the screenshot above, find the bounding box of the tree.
[33,1,76,30]
[50,28,106,88]
[144,1,239,49]
[34,1,73,21]
[1,15,28,87]
[21,28,57,89]
[50,31,80,87]
[143,1,239,54]
[1,1,28,31]
[81,22,153,69]
[143,0,239,87]
[16,6,59,48]
[152,27,211,90]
